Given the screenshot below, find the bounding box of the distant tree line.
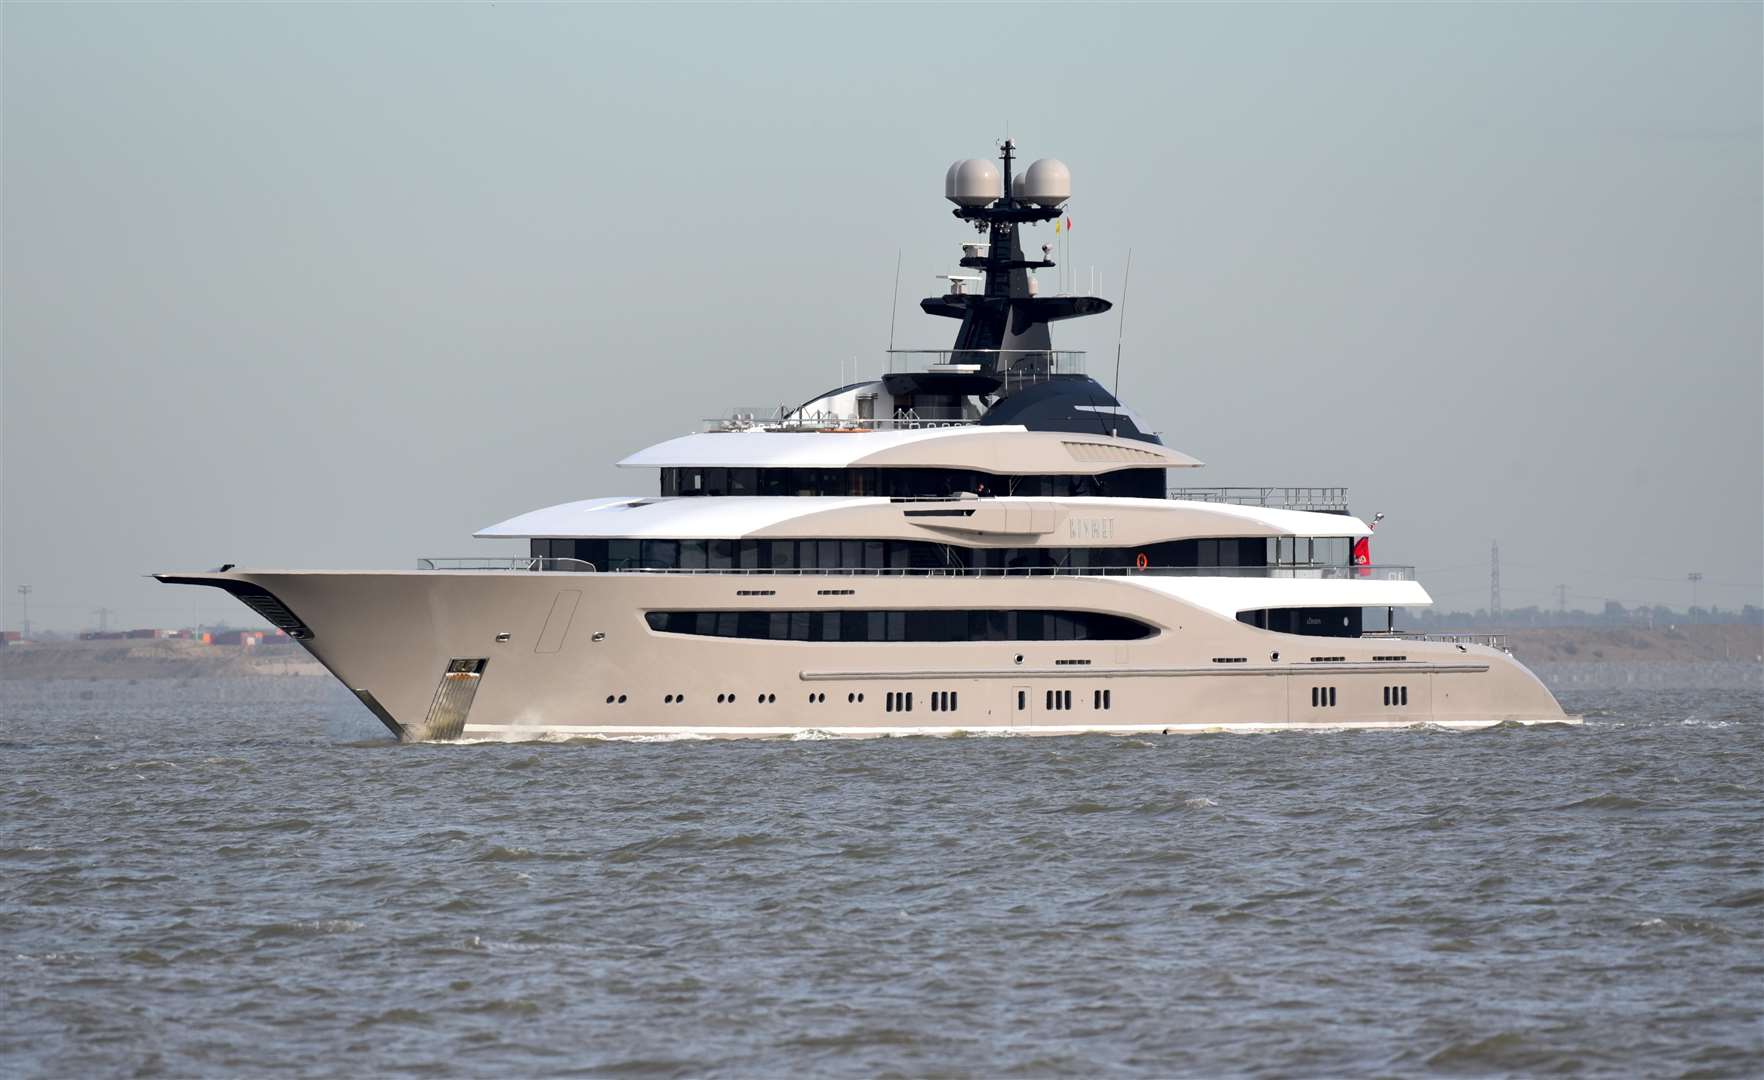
[1397,602,1763,631]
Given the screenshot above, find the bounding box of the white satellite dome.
[945,159,1002,208]
[1019,158,1072,207]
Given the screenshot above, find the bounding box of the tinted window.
[768,540,796,569]
[737,540,762,569]
[644,610,1153,641]
[642,539,677,570]
[679,540,707,569]
[608,539,641,571]
[1235,607,1363,638]
[541,536,1320,573]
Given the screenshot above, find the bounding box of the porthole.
[768,693,776,703]
[606,695,615,704]
[1014,654,1024,665]
[857,692,864,703]
[717,693,726,703]
[617,694,627,704]
[665,694,674,704]
[847,692,855,703]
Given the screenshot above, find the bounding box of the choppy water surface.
[3,679,1760,1078]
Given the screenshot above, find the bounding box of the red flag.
[1065,216,1072,231]
[1352,537,1371,577]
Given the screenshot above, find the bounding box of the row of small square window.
[625,689,1121,711]
[658,693,780,704]
[886,690,963,712]
[1309,686,1411,708]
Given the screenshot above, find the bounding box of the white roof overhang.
[477,497,879,539]
[476,496,1371,540]
[616,427,1201,473]
[1124,575,1434,616]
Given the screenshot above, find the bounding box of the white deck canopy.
[618,426,1201,474]
[476,495,1370,541]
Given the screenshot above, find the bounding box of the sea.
[3,677,1760,1079]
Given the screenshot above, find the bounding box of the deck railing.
[707,350,1089,432]
[709,407,977,433]
[416,557,598,572]
[1169,487,1350,513]
[1388,631,1510,651]
[590,564,1415,581]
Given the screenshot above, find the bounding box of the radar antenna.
[1111,248,1133,438]
[925,140,1111,375]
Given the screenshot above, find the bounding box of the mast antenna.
[887,248,902,352]
[1111,248,1133,436]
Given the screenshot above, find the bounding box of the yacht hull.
[160,570,1573,740]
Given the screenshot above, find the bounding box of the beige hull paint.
[176,570,1572,740]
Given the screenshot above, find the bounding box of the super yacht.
[160,142,1569,739]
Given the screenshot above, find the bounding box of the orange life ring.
[1136,552,1149,571]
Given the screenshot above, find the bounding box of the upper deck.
[710,349,1091,433]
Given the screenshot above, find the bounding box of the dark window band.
[644,609,1155,642]
[1236,607,1363,639]
[660,466,1167,500]
[534,537,1340,574]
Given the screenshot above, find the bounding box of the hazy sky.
[4,3,1760,632]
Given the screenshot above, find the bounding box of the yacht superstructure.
[159,142,1569,739]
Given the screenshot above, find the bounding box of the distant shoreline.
[0,638,327,681]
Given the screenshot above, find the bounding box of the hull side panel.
[171,571,1571,739]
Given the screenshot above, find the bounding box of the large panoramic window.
[659,466,1167,500]
[1235,607,1363,638]
[531,536,1359,573]
[644,609,1156,642]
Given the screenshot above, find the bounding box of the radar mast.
[923,139,1112,375]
